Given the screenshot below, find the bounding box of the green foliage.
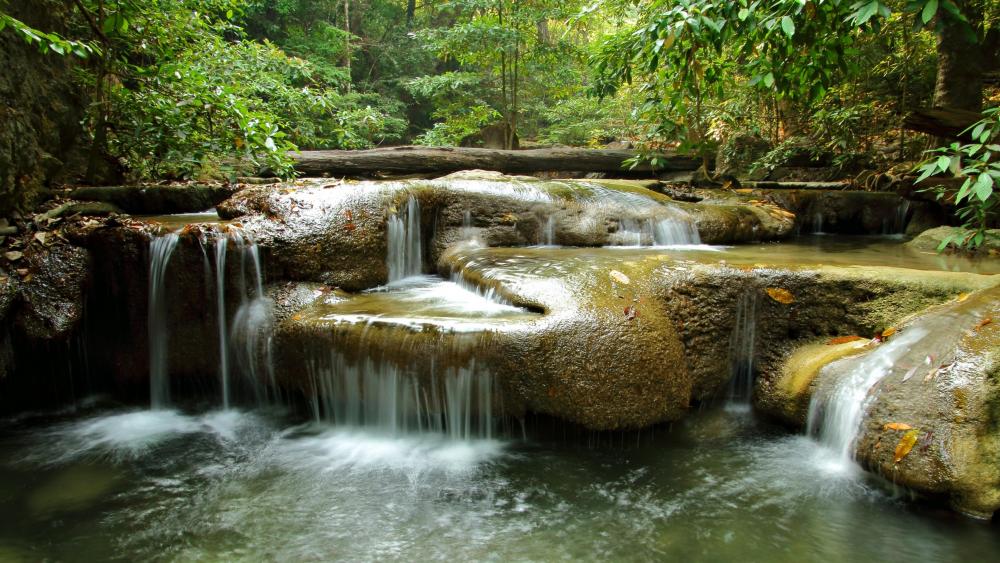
[0,11,96,57]
[916,107,1000,251]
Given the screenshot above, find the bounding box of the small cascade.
[653,216,701,245]
[883,200,911,234]
[308,354,495,440]
[148,233,180,408]
[611,216,701,247]
[540,215,556,246]
[387,196,422,282]
[214,229,274,409]
[807,328,927,460]
[728,291,757,404]
[215,236,229,408]
[812,212,825,235]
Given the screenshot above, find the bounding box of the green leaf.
[763,72,775,88]
[936,155,951,173]
[780,16,795,37]
[973,174,994,202]
[921,0,938,24]
[738,8,750,21]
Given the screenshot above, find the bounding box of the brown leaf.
[624,305,638,320]
[766,288,795,304]
[16,268,29,277]
[827,335,867,345]
[973,317,993,331]
[883,422,913,431]
[894,429,919,464]
[4,251,23,262]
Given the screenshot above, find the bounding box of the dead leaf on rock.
[624,305,638,320]
[766,287,795,304]
[901,365,918,382]
[880,327,897,340]
[894,429,919,464]
[827,335,866,345]
[973,317,993,331]
[957,292,970,302]
[4,251,23,262]
[883,422,913,431]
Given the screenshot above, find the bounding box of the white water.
[387,196,423,282]
[541,215,556,246]
[807,328,928,460]
[214,230,272,409]
[308,354,495,440]
[148,233,179,408]
[728,291,758,404]
[611,216,701,247]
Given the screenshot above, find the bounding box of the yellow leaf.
[894,429,919,464]
[766,288,795,304]
[957,292,970,302]
[881,327,897,339]
[734,188,753,194]
[883,422,913,431]
[610,270,630,285]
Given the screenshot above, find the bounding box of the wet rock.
[906,226,1000,254]
[753,267,996,424]
[846,288,999,517]
[14,239,89,340]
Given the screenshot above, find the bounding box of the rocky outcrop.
[907,226,1000,255]
[0,0,112,216]
[70,184,240,215]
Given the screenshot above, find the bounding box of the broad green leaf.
[921,0,938,24]
[973,174,994,202]
[936,155,951,172]
[780,16,795,37]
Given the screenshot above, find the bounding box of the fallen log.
[290,146,702,177]
[903,107,982,140]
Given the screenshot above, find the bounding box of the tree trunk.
[287,147,702,177]
[932,1,983,113]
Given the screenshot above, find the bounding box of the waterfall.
[653,216,701,245]
[541,216,556,246]
[884,200,911,234]
[612,216,700,247]
[148,233,179,409]
[728,291,757,404]
[812,212,825,234]
[807,328,927,460]
[387,196,422,282]
[308,353,494,440]
[215,236,230,409]
[215,229,273,409]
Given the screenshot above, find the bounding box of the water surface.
[1,406,996,562]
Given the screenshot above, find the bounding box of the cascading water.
[214,229,273,409]
[215,235,230,409]
[148,232,180,408]
[728,291,757,404]
[387,196,422,282]
[308,353,494,440]
[541,215,556,246]
[883,200,911,235]
[807,328,927,460]
[612,216,701,247]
